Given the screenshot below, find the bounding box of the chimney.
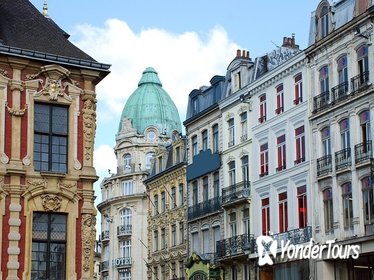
[246,51,250,59]
[236,49,241,58]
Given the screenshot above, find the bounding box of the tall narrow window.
[202,229,210,254]
[320,5,329,38]
[276,135,286,172]
[340,119,350,149]
[171,262,176,279]
[297,186,308,228]
[124,153,132,168]
[262,198,270,235]
[357,45,369,76]
[179,184,184,206]
[192,232,199,253]
[120,208,132,233]
[192,135,198,156]
[259,94,267,123]
[122,180,133,196]
[213,226,221,253]
[295,126,305,164]
[158,156,163,172]
[146,152,154,170]
[171,187,176,209]
[161,191,166,213]
[179,222,184,244]
[203,176,209,202]
[192,181,198,205]
[202,130,208,151]
[294,73,303,105]
[242,208,250,235]
[337,55,348,84]
[229,212,237,237]
[161,228,166,249]
[323,188,333,234]
[212,124,219,153]
[260,143,269,177]
[179,261,185,278]
[360,110,371,143]
[192,97,199,115]
[228,118,235,147]
[278,192,288,233]
[31,213,67,280]
[363,177,374,225]
[120,240,131,259]
[228,161,236,186]
[319,66,330,111]
[240,112,248,142]
[241,156,249,184]
[213,172,220,198]
[154,195,159,215]
[34,104,68,173]
[342,182,353,229]
[234,71,241,91]
[171,224,176,247]
[275,84,284,114]
[175,146,181,164]
[322,127,331,156]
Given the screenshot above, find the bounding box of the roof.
[0,0,109,71]
[118,67,182,136]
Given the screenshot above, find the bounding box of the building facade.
[0,1,110,279]
[144,135,187,280]
[97,67,182,280]
[307,0,374,279]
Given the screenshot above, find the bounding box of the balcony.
[241,134,248,142]
[272,226,312,248]
[112,257,132,268]
[351,71,370,94]
[117,225,132,236]
[222,181,250,207]
[188,196,221,220]
[355,141,372,164]
[117,163,136,174]
[335,148,351,171]
[313,90,329,113]
[216,234,256,260]
[317,155,332,177]
[365,223,374,235]
[101,230,110,242]
[99,261,109,272]
[228,140,235,147]
[331,81,349,104]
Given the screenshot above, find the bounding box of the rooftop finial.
[43,0,48,18]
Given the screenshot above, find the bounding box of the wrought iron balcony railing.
[335,148,351,171]
[317,155,332,176]
[112,257,132,268]
[216,234,256,259]
[313,90,330,113]
[241,134,248,142]
[117,225,132,236]
[99,261,109,272]
[271,226,312,248]
[331,81,349,104]
[222,181,250,205]
[101,230,110,242]
[351,71,370,94]
[117,163,136,174]
[355,141,372,164]
[188,196,221,220]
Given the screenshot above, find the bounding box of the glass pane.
[52,107,68,135]
[50,215,67,240]
[34,104,50,133]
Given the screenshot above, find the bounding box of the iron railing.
[331,81,349,104]
[335,148,351,170]
[313,90,330,113]
[351,71,370,93]
[99,261,109,272]
[188,196,221,220]
[272,226,312,248]
[112,257,132,268]
[222,181,251,205]
[101,230,110,241]
[317,155,332,176]
[216,234,256,259]
[117,225,132,236]
[117,163,136,174]
[355,141,372,164]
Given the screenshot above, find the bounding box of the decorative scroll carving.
[74,159,82,170]
[82,95,97,161]
[0,68,9,78]
[41,194,62,211]
[6,103,28,116]
[0,153,9,164]
[27,179,47,188]
[22,155,31,166]
[57,180,77,189]
[82,214,96,272]
[38,77,72,101]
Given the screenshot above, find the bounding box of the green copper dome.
[118,67,182,136]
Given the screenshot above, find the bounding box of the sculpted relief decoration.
[41,194,62,211]
[82,94,97,161]
[82,214,96,272]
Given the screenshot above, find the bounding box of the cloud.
[93,144,117,174]
[72,19,240,125]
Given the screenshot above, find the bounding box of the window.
[276,135,286,172]
[228,161,236,186]
[158,156,163,172]
[259,94,266,123]
[192,135,198,156]
[242,208,250,235]
[161,191,166,213]
[241,156,249,183]
[171,262,176,279]
[179,184,184,206]
[192,181,198,205]
[340,119,350,149]
[161,228,166,249]
[202,229,210,254]
[323,188,334,233]
[319,65,329,95]
[213,226,221,253]
[31,213,67,280]
[212,124,219,153]
[262,198,270,235]
[124,153,132,167]
[202,130,208,151]
[120,208,132,230]
[241,112,248,141]
[122,180,133,196]
[360,110,371,143]
[275,84,284,114]
[260,143,269,177]
[171,224,176,247]
[179,222,184,244]
[146,152,154,170]
[320,5,329,38]
[154,230,158,251]
[294,73,303,105]
[232,266,238,280]
[34,103,68,173]
[120,240,131,258]
[171,187,176,209]
[363,177,374,224]
[278,192,288,233]
[192,231,199,253]
[342,182,353,229]
[295,126,305,164]
[161,265,165,280]
[229,212,237,237]
[175,146,181,164]
[119,271,131,280]
[337,55,348,84]
[203,177,209,202]
[179,261,185,278]
[213,172,220,198]
[357,45,369,76]
[322,127,331,156]
[154,195,159,215]
[228,118,235,147]
[234,71,241,91]
[297,186,308,228]
[192,97,199,115]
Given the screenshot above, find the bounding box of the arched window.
[342,182,353,229]
[320,5,329,38]
[124,153,132,167]
[362,177,374,225]
[321,127,331,156]
[323,188,333,233]
[146,152,154,170]
[339,118,350,149]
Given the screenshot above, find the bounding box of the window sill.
[39,171,66,178]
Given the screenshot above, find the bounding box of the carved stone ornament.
[0,153,9,164]
[0,68,9,78]
[41,194,62,211]
[6,103,28,116]
[82,95,97,161]
[82,214,96,272]
[40,77,71,101]
[22,155,31,166]
[74,159,82,170]
[27,179,47,188]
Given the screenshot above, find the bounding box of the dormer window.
[320,5,329,38]
[234,71,241,92]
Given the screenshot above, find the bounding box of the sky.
[30,0,321,206]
